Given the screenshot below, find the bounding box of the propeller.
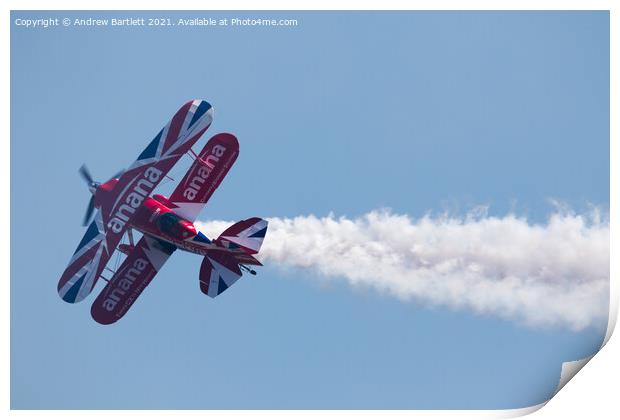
[78,165,124,226]
[78,164,92,183]
[83,195,95,226]
[79,164,99,194]
[79,164,101,226]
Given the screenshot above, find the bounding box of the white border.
[3,1,616,419]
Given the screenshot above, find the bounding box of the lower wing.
[90,235,176,325]
[165,133,239,222]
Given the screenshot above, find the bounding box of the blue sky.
[10,11,609,409]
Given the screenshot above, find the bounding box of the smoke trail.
[196,207,609,330]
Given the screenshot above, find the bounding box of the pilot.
[156,212,197,240]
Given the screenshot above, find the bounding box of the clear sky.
[10,11,609,409]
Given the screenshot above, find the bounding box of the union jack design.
[216,217,268,255]
[199,250,243,298]
[127,100,214,172]
[57,212,107,303]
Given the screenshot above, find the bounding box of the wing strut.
[127,228,135,247]
[100,267,116,283]
[188,147,199,160]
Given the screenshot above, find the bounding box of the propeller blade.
[82,195,95,226]
[79,164,94,185]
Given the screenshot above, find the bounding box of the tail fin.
[216,217,268,255]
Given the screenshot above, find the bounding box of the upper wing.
[166,133,239,221]
[90,235,176,325]
[57,100,213,303]
[99,99,214,230]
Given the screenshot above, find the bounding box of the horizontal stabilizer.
[235,253,263,266]
[216,217,268,255]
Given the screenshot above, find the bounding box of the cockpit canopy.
[156,212,196,240]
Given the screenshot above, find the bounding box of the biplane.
[57,100,268,324]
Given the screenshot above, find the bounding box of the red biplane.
[57,100,267,324]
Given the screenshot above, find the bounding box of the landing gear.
[239,264,257,275]
[118,228,136,255]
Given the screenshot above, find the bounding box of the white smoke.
[196,207,609,331]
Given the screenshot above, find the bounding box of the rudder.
[199,250,242,298]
